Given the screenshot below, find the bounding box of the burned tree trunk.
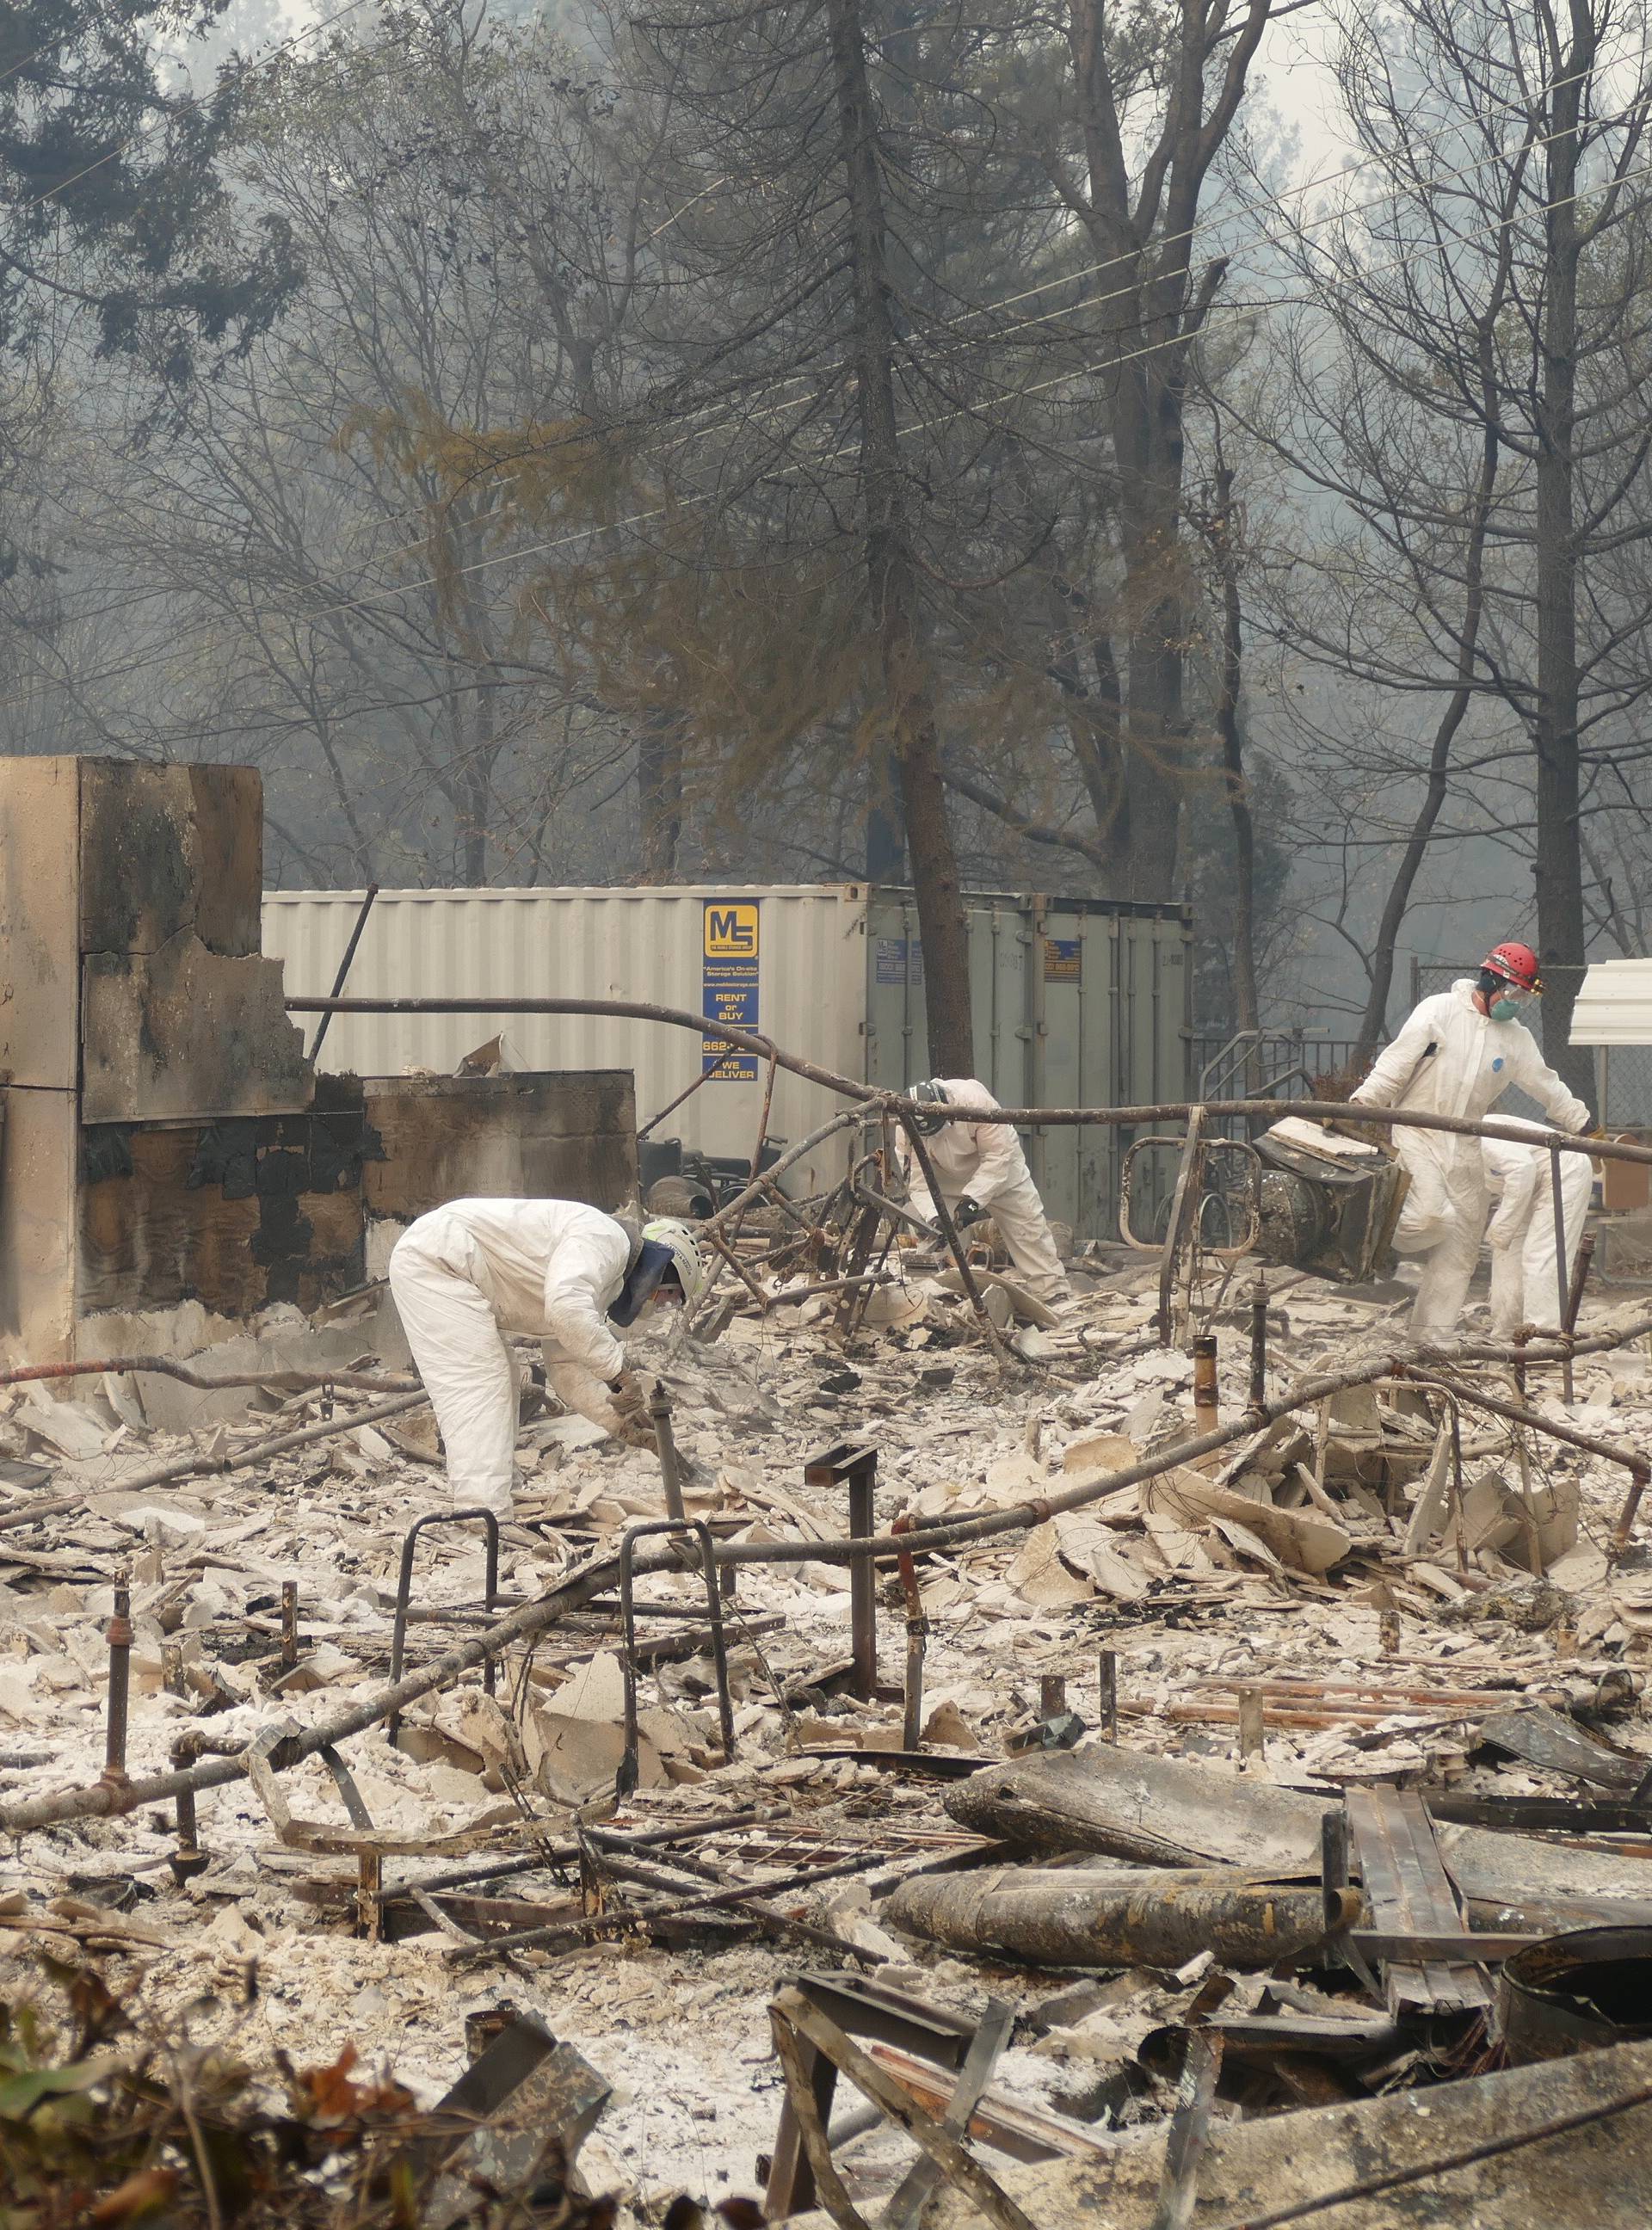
[888,1865,1355,1969]
[827,0,974,1072]
[1532,2,1597,1111]
[638,710,686,880]
[1206,452,1258,1035]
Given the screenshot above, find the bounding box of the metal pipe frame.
[387,1508,501,1744]
[616,1518,735,1800]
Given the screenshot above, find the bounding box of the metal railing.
[1189,1029,1365,1142]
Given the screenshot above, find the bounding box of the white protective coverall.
[1482,1121,1595,1340]
[1350,980,1590,1341]
[904,1078,1071,1301]
[387,1198,633,1516]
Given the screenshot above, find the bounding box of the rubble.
[7,1198,1652,2223]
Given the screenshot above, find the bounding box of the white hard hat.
[640,1216,707,1309]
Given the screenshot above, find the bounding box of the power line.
[3,53,1650,722]
[119,23,1626,582]
[478,53,1634,496]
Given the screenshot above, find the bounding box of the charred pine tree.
[622,0,994,1068]
[824,0,972,1067]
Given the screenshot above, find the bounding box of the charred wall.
[76,1071,638,1321]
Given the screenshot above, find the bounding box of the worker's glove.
[607,1371,650,1427]
[952,1195,988,1230]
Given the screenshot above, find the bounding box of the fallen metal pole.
[279,999,1652,1168]
[587,1840,884,1968]
[0,1356,416,1395]
[457,1848,889,1959]
[287,993,884,1108]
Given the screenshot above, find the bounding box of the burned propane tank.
[1254,1117,1409,1284]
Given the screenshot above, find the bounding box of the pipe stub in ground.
[1497,1926,1652,2064]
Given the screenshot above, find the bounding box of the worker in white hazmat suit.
[1481,1118,1595,1341]
[386,1200,706,1519]
[902,1078,1071,1301]
[1349,942,1592,1342]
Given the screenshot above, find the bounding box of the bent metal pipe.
[284,992,1652,1169]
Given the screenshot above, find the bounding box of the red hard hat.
[1482,940,1542,992]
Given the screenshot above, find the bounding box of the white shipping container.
[262,884,1193,1239]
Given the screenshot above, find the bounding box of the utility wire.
[3,54,1650,720]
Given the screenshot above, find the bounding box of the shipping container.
[262,884,1192,1241]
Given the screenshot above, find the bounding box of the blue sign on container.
[702,900,760,1080]
[874,935,924,985]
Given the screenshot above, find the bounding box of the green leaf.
[0,2054,127,2116]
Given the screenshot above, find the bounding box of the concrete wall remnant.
[0,756,311,1124]
[0,755,640,1367]
[74,1072,637,1328]
[363,1073,637,1220]
[80,938,311,1124]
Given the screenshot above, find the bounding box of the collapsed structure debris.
[8,1200,1652,2222]
[14,764,1652,2222]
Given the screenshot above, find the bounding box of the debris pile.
[5,1248,1652,2223]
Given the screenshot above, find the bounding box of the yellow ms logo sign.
[704,902,759,957]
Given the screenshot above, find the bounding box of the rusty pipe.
[280,1001,1652,1170]
[1247,1275,1268,1420]
[892,1514,928,1750]
[101,1580,133,1788]
[1193,1335,1219,1437]
[648,1381,687,1524]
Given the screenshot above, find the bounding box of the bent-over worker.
[387,1199,705,1518]
[903,1078,1071,1301]
[1349,943,1591,1342]
[1482,1119,1595,1342]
